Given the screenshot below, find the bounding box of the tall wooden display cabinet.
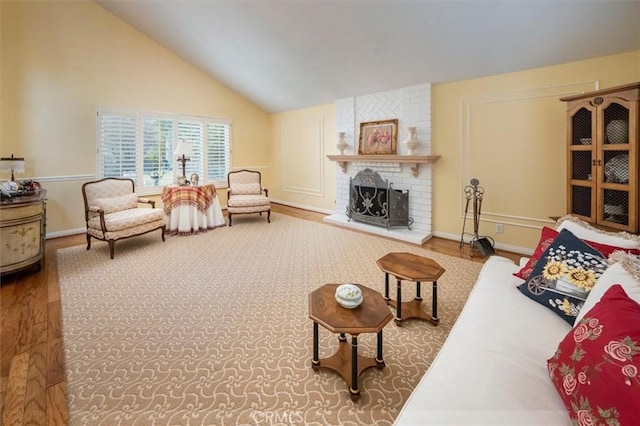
[560,82,640,233]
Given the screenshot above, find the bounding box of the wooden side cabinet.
[0,189,47,275]
[560,82,640,233]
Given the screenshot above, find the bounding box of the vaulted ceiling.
[96,0,640,113]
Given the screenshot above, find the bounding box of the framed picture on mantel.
[358,119,398,155]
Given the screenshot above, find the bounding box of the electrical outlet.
[495,223,504,234]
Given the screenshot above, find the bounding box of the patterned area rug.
[57,213,482,425]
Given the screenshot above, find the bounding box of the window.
[98,113,137,180]
[97,107,231,193]
[206,122,231,182]
[177,119,203,178]
[143,116,174,187]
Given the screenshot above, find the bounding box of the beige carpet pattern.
[57,213,482,425]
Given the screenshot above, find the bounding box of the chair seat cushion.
[227,194,270,208]
[88,208,164,232]
[88,219,165,241]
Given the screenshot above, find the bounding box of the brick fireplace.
[323,82,435,244]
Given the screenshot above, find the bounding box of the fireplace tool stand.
[459,178,495,257]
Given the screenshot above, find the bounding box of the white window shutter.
[98,112,138,182]
[143,117,174,187]
[206,123,230,182]
[177,120,204,178]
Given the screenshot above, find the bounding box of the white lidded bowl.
[335,284,363,308]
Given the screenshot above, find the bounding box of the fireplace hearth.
[347,168,413,230]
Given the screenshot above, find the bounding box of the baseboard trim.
[269,199,334,215]
[46,227,86,240]
[432,230,533,256]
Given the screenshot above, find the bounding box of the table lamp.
[0,154,25,181]
[173,140,192,186]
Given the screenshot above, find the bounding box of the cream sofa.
[394,218,640,425]
[395,255,571,425]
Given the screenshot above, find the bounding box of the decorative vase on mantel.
[403,127,419,155]
[336,132,348,155]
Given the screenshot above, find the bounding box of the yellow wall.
[269,104,336,213]
[1,0,270,234]
[432,50,640,251]
[269,51,639,252]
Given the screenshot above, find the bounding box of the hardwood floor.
[0,204,521,425]
[1,233,84,425]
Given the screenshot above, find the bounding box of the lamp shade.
[0,154,25,181]
[173,140,193,157]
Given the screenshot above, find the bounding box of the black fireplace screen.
[346,168,413,230]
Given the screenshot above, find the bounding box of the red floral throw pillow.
[514,227,557,280]
[548,284,640,424]
[515,227,640,280]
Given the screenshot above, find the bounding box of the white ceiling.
[96,0,640,113]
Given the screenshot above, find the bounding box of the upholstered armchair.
[82,178,166,259]
[226,170,271,226]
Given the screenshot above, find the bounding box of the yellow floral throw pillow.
[518,229,608,324]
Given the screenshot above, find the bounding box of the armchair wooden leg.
[161,225,166,242]
[108,240,115,259]
[267,210,271,223]
[86,233,92,250]
[228,213,233,227]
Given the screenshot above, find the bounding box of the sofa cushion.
[574,252,640,325]
[518,229,608,324]
[548,284,640,425]
[515,227,640,280]
[556,215,640,249]
[93,193,139,214]
[394,256,570,425]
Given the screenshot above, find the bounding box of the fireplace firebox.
[347,168,413,230]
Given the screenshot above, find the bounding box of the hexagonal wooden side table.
[308,284,393,400]
[377,252,445,326]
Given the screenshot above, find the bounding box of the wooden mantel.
[326,154,441,177]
